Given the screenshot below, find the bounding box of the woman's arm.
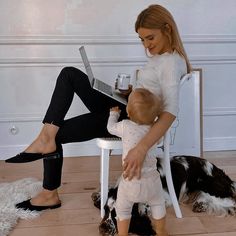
[123,111,176,180]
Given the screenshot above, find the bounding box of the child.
[107,88,168,236]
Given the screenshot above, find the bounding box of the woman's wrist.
[136,142,149,160]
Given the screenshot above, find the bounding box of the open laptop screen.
[79,46,94,85]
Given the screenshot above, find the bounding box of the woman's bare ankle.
[25,123,59,154]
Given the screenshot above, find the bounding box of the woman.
[6,4,191,222]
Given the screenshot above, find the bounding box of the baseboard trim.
[204,137,236,151]
[1,137,235,160]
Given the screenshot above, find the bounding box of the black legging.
[42,67,127,190]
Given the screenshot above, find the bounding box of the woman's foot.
[25,137,56,155]
[5,124,59,163]
[30,189,61,207]
[5,152,43,163]
[25,123,59,154]
[16,189,61,211]
[16,199,61,211]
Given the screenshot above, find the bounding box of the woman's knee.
[57,66,87,86]
[61,66,85,78]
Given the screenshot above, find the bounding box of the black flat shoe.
[43,151,61,160]
[15,199,61,211]
[5,150,60,163]
[5,152,43,163]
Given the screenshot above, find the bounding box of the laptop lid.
[79,46,94,86]
[79,46,127,105]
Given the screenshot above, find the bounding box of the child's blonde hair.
[127,88,162,125]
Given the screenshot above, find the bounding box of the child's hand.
[110,106,121,113]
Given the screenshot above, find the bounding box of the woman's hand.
[122,144,147,180]
[123,112,176,181]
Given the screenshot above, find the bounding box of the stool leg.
[164,131,182,218]
[100,148,110,218]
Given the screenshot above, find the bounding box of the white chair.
[96,137,122,218]
[96,73,192,218]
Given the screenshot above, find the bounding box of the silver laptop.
[79,46,127,105]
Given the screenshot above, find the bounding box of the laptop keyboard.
[97,80,113,95]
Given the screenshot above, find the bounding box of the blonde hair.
[135,4,191,73]
[127,88,162,125]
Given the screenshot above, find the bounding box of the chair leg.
[100,148,110,218]
[164,131,182,218]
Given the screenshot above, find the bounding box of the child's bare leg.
[153,216,168,236]
[117,218,130,236]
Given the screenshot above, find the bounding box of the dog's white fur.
[158,156,236,216]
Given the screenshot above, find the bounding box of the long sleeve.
[107,111,123,138]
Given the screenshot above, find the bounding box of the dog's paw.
[192,201,208,212]
[91,191,101,209]
[229,207,236,215]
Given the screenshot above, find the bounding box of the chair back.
[170,70,202,157]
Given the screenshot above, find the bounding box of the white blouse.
[135,51,187,116]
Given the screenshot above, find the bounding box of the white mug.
[116,73,131,91]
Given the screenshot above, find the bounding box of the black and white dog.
[92,155,236,235]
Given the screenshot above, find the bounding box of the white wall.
[0,0,236,158]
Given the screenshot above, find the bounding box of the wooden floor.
[1,151,236,236]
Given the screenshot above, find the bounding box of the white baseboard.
[0,145,27,160]
[204,137,236,151]
[1,137,235,160]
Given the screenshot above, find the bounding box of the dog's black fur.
[92,155,236,235]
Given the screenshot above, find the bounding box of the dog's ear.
[99,215,117,236]
[108,186,118,200]
[99,205,117,235]
[129,209,156,235]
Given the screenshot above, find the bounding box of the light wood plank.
[0,151,236,236]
